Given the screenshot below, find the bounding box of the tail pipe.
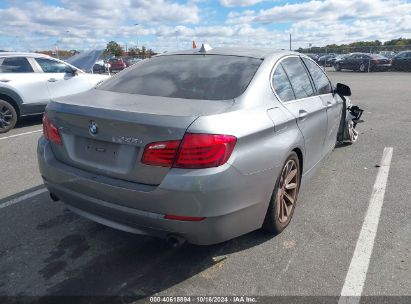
[166,234,186,248]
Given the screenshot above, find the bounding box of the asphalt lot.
[0,70,410,303]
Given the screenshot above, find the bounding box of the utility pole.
[134,23,139,54]
[289,33,292,51]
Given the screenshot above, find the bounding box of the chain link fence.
[299,44,411,56]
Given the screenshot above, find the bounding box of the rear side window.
[0,57,33,73]
[98,55,262,100]
[281,57,315,99]
[35,58,68,73]
[302,58,332,95]
[272,64,295,102]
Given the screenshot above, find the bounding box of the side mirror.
[65,66,78,76]
[335,83,351,96]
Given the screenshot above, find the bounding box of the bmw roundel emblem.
[89,120,98,135]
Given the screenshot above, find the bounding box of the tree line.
[105,41,156,58]
[298,38,411,54]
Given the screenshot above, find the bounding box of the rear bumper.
[37,137,275,245]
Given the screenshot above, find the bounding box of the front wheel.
[359,63,366,72]
[0,100,17,133]
[263,152,301,234]
[334,63,341,71]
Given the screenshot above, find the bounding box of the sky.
[0,0,411,52]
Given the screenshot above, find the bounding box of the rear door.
[302,57,342,155]
[273,56,328,172]
[33,57,93,99]
[345,54,358,70]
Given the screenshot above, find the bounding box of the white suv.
[0,52,109,133]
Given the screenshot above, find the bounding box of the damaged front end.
[335,83,364,144]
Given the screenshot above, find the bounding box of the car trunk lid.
[46,89,233,185]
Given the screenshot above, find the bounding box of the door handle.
[48,78,58,82]
[0,79,10,82]
[298,109,308,120]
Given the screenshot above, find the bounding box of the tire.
[344,121,359,143]
[359,63,366,72]
[334,63,341,71]
[0,99,17,133]
[263,152,301,234]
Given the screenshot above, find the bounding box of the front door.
[276,56,328,172]
[302,57,343,155]
[33,57,92,100]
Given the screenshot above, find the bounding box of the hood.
[65,50,104,72]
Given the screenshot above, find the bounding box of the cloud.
[226,0,411,47]
[0,0,410,52]
[227,0,411,24]
[220,0,266,7]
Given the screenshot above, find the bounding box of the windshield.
[98,54,262,100]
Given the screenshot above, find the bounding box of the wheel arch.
[292,147,303,178]
[0,93,21,117]
[0,89,22,117]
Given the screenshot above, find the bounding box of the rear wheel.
[0,99,17,133]
[359,63,366,72]
[263,152,301,234]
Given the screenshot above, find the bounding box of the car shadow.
[15,114,43,129]
[334,142,353,149]
[0,186,274,303]
[42,228,273,303]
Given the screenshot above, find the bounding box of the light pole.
[134,23,140,55]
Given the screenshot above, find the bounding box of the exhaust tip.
[49,193,60,202]
[166,234,186,248]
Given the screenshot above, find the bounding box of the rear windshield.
[98,55,262,100]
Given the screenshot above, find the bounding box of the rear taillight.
[372,59,379,64]
[174,133,237,169]
[141,133,237,169]
[141,140,180,167]
[42,115,62,145]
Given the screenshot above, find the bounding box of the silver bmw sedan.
[37,47,356,245]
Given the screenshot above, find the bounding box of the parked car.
[125,57,142,67]
[108,58,127,72]
[317,54,336,67]
[38,47,360,245]
[0,52,109,133]
[334,53,391,72]
[328,54,347,66]
[390,51,411,71]
[304,53,320,61]
[378,51,396,59]
[92,60,108,74]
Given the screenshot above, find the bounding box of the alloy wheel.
[277,159,299,223]
[0,104,13,130]
[359,63,366,72]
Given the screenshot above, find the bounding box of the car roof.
[159,47,298,59]
[0,52,51,58]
